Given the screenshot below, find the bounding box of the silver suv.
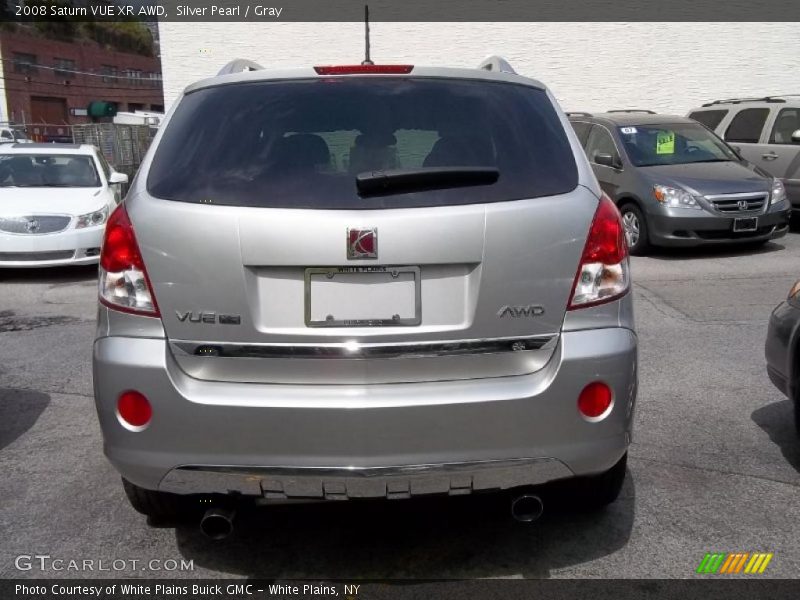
[92,57,637,533]
[688,96,800,214]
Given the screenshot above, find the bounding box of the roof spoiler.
[217,59,264,76]
[477,56,516,75]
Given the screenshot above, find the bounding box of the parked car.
[0,125,31,144]
[92,57,638,534]
[765,279,800,437]
[688,96,800,216]
[0,143,128,267]
[568,110,790,255]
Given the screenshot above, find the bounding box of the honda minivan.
[568,111,789,255]
[93,58,637,531]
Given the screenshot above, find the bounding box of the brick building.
[0,23,163,139]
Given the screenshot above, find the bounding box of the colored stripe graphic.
[697,552,772,574]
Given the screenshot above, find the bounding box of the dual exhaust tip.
[199,493,542,538]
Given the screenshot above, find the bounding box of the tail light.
[313,65,413,75]
[568,194,629,310]
[99,205,159,316]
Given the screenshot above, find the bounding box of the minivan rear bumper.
[93,327,637,497]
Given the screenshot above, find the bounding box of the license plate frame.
[304,266,422,327]
[733,217,758,232]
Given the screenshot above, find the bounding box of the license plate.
[733,217,758,232]
[305,266,421,327]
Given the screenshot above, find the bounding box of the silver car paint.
[93,66,635,497]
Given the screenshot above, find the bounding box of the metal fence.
[19,122,156,182]
[71,123,156,181]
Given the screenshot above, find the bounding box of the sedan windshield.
[0,154,100,188]
[617,123,738,167]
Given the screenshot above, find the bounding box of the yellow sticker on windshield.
[656,131,675,154]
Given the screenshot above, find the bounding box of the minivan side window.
[584,126,619,165]
[770,108,800,144]
[725,108,769,144]
[570,121,592,147]
[689,110,728,131]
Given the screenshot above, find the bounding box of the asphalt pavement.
[1,236,799,579]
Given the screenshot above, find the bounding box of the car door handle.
[762,152,779,160]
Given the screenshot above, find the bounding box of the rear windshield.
[147,78,578,209]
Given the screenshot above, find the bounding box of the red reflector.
[117,390,152,428]
[314,64,413,75]
[577,382,613,419]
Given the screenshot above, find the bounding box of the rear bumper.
[647,206,789,247]
[0,227,103,267]
[93,327,638,497]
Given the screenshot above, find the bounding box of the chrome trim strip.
[170,334,557,359]
[704,191,769,215]
[159,458,575,499]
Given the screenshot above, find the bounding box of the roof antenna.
[362,5,374,65]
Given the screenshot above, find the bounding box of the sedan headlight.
[771,179,787,205]
[75,207,109,229]
[653,184,701,209]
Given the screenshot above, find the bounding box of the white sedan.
[0,143,128,267]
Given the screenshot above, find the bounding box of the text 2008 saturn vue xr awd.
[92,57,637,535]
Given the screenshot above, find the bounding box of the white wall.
[159,22,800,114]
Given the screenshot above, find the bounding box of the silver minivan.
[92,58,637,533]
[688,96,800,214]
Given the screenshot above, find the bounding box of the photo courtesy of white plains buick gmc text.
[91,56,637,538]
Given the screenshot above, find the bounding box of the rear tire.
[794,403,800,439]
[563,452,628,511]
[122,478,194,521]
[619,203,650,256]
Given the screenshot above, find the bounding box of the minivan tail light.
[313,65,414,75]
[99,204,160,317]
[568,194,629,310]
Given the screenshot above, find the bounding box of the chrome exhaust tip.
[200,507,235,540]
[510,493,544,523]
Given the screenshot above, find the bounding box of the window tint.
[148,78,578,209]
[570,121,592,147]
[689,110,728,131]
[770,108,800,144]
[585,126,618,163]
[725,108,769,143]
[0,130,12,140]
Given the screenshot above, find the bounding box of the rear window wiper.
[356,167,499,197]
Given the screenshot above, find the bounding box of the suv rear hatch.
[126,73,600,384]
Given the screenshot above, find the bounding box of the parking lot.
[2,235,800,580]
